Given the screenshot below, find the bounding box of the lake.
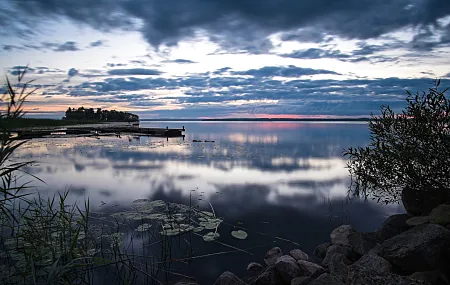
[14,121,404,284]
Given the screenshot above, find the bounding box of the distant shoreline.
[140,118,371,122]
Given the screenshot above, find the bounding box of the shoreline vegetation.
[64,107,139,122]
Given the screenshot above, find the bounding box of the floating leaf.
[202,232,220,242]
[231,230,248,240]
[135,223,152,232]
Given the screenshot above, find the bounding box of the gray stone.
[327,254,350,282]
[308,273,344,285]
[174,282,198,285]
[376,214,410,242]
[378,224,450,272]
[322,245,355,267]
[346,265,432,285]
[429,204,450,226]
[313,243,331,259]
[264,247,283,266]
[297,260,325,278]
[254,265,282,285]
[291,276,313,285]
[406,216,430,226]
[410,270,447,284]
[275,255,301,284]
[212,272,246,285]
[402,186,450,216]
[347,231,378,256]
[247,262,263,272]
[289,249,309,261]
[330,225,355,246]
[353,246,392,274]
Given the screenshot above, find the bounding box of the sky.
[1,0,450,119]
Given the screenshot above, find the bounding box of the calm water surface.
[15,121,404,284]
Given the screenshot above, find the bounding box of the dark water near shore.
[15,121,404,284]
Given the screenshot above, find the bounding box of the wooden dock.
[13,126,185,140]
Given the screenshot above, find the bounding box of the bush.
[345,79,450,205]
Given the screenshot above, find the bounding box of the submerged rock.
[289,249,309,261]
[264,247,283,266]
[275,255,301,284]
[429,204,450,226]
[378,224,450,272]
[330,225,355,246]
[212,271,246,285]
[247,262,263,272]
[376,214,410,242]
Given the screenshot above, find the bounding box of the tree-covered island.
[64,107,139,122]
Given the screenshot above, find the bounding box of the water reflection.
[14,121,403,284]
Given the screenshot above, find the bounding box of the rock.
[402,186,450,216]
[212,272,246,285]
[275,255,301,284]
[264,247,283,266]
[347,265,432,285]
[330,225,355,246]
[308,273,344,285]
[289,249,309,261]
[247,262,263,272]
[291,276,313,285]
[410,270,448,285]
[313,243,330,259]
[429,204,450,226]
[327,254,350,282]
[174,282,198,285]
[406,216,430,227]
[254,265,282,285]
[322,245,356,267]
[347,231,378,256]
[353,246,392,274]
[378,224,450,272]
[376,214,411,242]
[297,260,325,278]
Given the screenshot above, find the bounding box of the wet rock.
[410,270,448,285]
[254,265,282,285]
[429,204,450,226]
[313,242,330,259]
[406,216,430,227]
[330,225,355,246]
[308,273,344,285]
[297,260,325,278]
[264,247,283,266]
[402,186,450,216]
[346,265,432,285]
[378,224,450,272]
[322,245,356,267]
[347,231,378,256]
[291,276,312,285]
[376,214,410,242]
[212,271,246,285]
[289,249,309,261]
[327,254,350,282]
[353,246,392,274]
[247,262,263,272]
[275,255,301,284]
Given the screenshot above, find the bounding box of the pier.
[13,126,186,140]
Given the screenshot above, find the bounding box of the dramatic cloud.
[163,59,196,64]
[107,68,163,76]
[231,66,340,77]
[89,40,105,47]
[68,68,79,77]
[3,0,450,51]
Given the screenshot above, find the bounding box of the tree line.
[64,107,139,122]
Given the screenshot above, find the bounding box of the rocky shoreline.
[207,203,450,285]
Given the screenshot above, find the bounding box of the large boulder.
[347,231,378,256]
[346,265,432,285]
[322,245,357,267]
[313,242,331,259]
[264,247,283,266]
[275,255,301,284]
[291,276,312,285]
[402,186,450,216]
[289,249,309,261]
[308,273,344,285]
[327,254,351,282]
[429,204,450,226]
[213,272,246,285]
[376,214,411,242]
[353,246,392,274]
[254,265,282,285]
[406,216,430,227]
[378,224,450,272]
[330,225,355,246]
[297,260,325,278]
[247,262,263,272]
[409,270,449,285]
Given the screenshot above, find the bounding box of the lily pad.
[231,230,248,240]
[202,232,220,242]
[135,223,152,232]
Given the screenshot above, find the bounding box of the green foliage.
[345,80,450,204]
[65,107,139,122]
